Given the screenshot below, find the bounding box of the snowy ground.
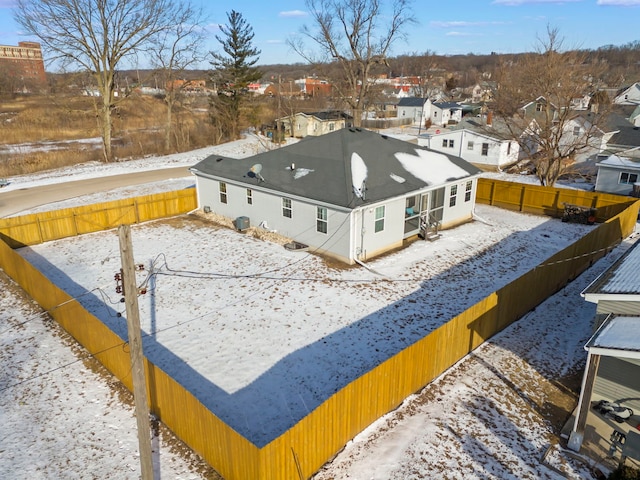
[1,131,637,479]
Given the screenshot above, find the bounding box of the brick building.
[0,41,47,91]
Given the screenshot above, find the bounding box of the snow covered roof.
[191,128,481,208]
[596,154,640,169]
[585,315,640,358]
[582,239,640,301]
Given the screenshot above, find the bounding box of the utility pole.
[118,224,154,480]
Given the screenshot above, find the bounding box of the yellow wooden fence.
[1,180,639,479]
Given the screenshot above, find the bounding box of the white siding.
[595,166,640,195]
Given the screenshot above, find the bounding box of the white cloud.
[446,31,474,37]
[597,0,640,4]
[279,10,308,18]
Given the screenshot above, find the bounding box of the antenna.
[249,163,265,183]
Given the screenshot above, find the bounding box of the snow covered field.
[2,132,638,479]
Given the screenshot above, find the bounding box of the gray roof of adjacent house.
[433,101,462,110]
[450,116,515,140]
[305,110,353,121]
[191,128,482,209]
[397,97,427,107]
[582,240,640,296]
[608,126,640,148]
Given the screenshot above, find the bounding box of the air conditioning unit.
[235,216,250,231]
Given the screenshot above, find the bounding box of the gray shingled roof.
[191,128,481,209]
[397,97,427,107]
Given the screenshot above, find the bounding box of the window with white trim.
[573,126,581,136]
[467,141,474,150]
[449,184,458,207]
[219,182,227,204]
[246,188,253,205]
[481,143,489,156]
[465,181,473,202]
[374,205,385,233]
[448,139,454,148]
[442,139,448,148]
[620,172,639,184]
[317,206,328,233]
[282,197,292,217]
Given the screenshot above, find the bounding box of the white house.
[418,116,520,170]
[594,154,640,196]
[275,111,352,138]
[190,128,482,265]
[431,102,463,127]
[568,239,640,452]
[614,82,640,105]
[397,97,430,124]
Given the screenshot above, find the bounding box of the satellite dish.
[248,163,265,182]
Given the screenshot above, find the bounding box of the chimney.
[486,110,493,127]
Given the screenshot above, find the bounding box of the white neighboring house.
[190,128,482,265]
[276,111,352,138]
[430,102,463,127]
[418,116,520,170]
[614,82,640,105]
[594,154,640,196]
[397,97,430,124]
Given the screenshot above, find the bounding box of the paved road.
[0,166,192,218]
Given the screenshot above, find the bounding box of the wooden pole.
[118,224,154,479]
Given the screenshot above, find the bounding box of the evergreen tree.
[210,10,262,141]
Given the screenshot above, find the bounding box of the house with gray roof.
[614,82,640,105]
[275,110,352,138]
[430,101,463,127]
[190,128,482,264]
[397,97,430,124]
[568,239,640,452]
[418,115,520,170]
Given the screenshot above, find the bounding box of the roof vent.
[216,157,223,162]
[290,162,296,170]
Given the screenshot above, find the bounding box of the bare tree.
[289,0,414,127]
[15,0,192,162]
[492,26,607,186]
[149,5,207,152]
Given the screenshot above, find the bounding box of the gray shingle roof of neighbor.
[397,97,428,107]
[609,126,640,148]
[191,128,482,209]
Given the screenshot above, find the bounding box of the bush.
[608,465,640,480]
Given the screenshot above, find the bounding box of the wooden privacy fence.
[0,188,197,248]
[1,180,639,479]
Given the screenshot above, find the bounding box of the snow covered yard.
[0,273,219,479]
[3,130,637,479]
[16,203,596,450]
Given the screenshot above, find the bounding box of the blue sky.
[1,0,639,67]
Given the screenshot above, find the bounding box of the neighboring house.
[397,97,430,124]
[276,111,352,138]
[294,77,332,97]
[568,239,640,452]
[419,116,520,170]
[190,128,482,265]
[431,101,463,127]
[594,154,640,196]
[520,96,558,119]
[614,82,640,105]
[470,81,496,104]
